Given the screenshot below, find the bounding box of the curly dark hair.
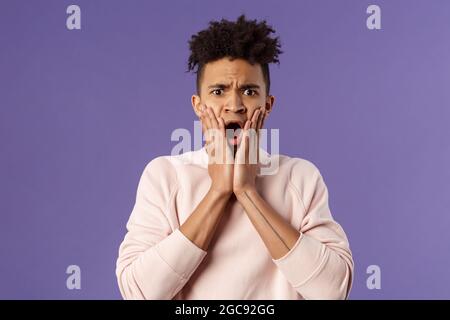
[187,14,282,95]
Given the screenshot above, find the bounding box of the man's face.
[192,57,275,139]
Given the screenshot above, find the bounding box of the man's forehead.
[203,58,264,82]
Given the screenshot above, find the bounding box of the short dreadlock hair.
[187,14,282,96]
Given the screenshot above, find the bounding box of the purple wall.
[1,0,449,299]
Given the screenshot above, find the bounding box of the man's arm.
[180,106,235,250]
[179,189,232,250]
[236,171,353,299]
[116,106,236,300]
[235,188,300,260]
[116,162,233,300]
[233,109,353,299]
[235,182,353,300]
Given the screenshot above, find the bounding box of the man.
[116,14,353,299]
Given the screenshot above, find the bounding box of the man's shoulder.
[143,154,173,172]
[276,153,321,179]
[142,148,206,175]
[269,153,325,196]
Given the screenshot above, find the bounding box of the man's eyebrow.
[207,83,228,89]
[207,83,261,90]
[239,83,260,90]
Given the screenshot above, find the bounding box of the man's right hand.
[179,105,234,251]
[200,105,234,196]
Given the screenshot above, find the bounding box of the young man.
[116,15,353,300]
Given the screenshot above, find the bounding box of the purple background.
[1,0,449,299]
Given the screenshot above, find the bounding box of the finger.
[260,111,266,129]
[236,129,247,165]
[208,107,219,129]
[206,107,220,143]
[247,111,259,162]
[256,108,264,130]
[217,117,234,164]
[257,111,265,145]
[202,109,212,145]
[203,106,214,143]
[243,120,251,132]
[250,109,260,130]
[218,117,229,146]
[207,107,221,143]
[241,120,250,146]
[204,106,213,130]
[235,120,249,160]
[218,117,225,133]
[199,104,208,129]
[246,131,251,164]
[216,117,226,162]
[243,120,253,164]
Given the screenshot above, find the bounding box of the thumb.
[235,122,250,165]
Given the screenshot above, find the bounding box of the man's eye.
[243,89,257,96]
[211,89,223,95]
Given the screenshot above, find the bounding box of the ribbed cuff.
[272,233,326,287]
[155,228,207,279]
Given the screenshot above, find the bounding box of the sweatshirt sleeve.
[115,157,207,300]
[272,160,354,300]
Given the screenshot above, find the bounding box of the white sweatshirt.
[116,147,354,299]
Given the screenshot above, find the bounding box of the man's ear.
[264,95,275,115]
[191,94,202,117]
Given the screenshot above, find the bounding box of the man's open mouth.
[225,121,243,146]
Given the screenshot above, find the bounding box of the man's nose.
[224,93,246,114]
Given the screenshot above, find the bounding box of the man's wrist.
[234,186,258,200]
[208,187,233,199]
